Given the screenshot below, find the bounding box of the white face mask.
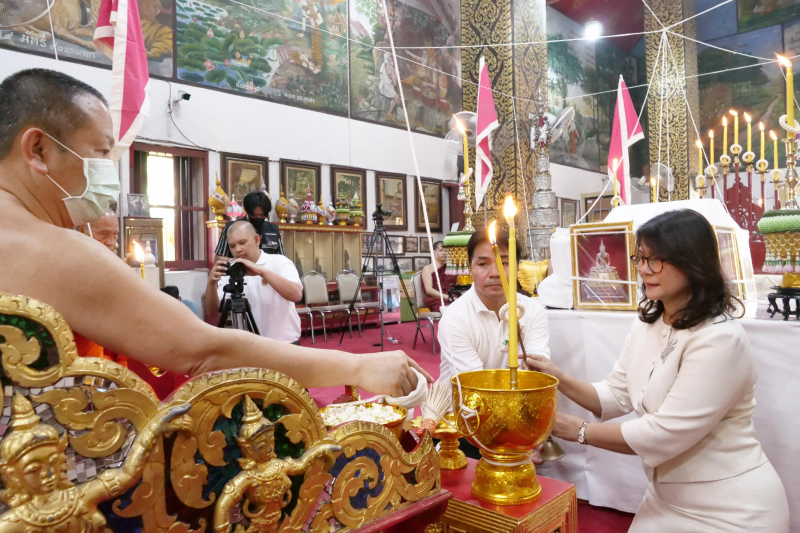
[43,132,120,226]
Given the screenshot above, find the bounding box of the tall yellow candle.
[778,55,794,140]
[771,130,778,169]
[722,116,728,157]
[457,119,469,175]
[133,241,145,279]
[488,221,509,298]
[709,130,715,166]
[744,113,752,153]
[503,196,518,381]
[760,122,765,160]
[730,110,738,146]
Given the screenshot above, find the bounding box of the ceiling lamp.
[585,19,602,41]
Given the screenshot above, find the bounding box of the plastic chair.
[412,272,441,355]
[336,271,380,337]
[301,272,348,341]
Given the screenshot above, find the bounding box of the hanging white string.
[656,32,667,203]
[378,0,447,314]
[511,99,537,263]
[47,0,59,61]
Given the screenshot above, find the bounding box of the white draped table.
[536,308,800,531]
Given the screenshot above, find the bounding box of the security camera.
[171,91,191,105]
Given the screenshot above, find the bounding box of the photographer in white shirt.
[438,227,550,383]
[205,220,302,344]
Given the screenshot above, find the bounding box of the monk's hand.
[357,351,433,397]
[524,354,563,381]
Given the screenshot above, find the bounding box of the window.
[131,144,208,269]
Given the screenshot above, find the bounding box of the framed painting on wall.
[362,234,384,256]
[396,258,414,273]
[405,236,419,253]
[416,179,442,232]
[570,221,636,311]
[127,194,150,217]
[331,167,367,208]
[581,193,614,223]
[386,235,405,256]
[222,154,268,201]
[282,161,321,204]
[420,238,431,254]
[559,198,579,227]
[377,173,407,230]
[414,256,431,271]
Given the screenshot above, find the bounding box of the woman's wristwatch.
[577,421,590,445]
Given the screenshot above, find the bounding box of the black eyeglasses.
[630,254,664,273]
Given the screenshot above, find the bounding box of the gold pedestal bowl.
[450,369,558,506]
[434,412,468,470]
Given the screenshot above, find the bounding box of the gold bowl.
[782,272,800,288]
[320,402,407,441]
[450,369,558,505]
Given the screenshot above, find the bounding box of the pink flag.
[94,0,150,160]
[608,75,643,205]
[475,56,499,210]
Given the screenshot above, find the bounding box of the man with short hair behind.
[437,227,550,383]
[205,220,302,344]
[76,210,119,252]
[0,68,429,397]
[215,191,284,259]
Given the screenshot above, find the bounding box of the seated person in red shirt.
[421,240,456,312]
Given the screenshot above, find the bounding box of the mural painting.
[738,0,800,33]
[176,0,348,114]
[0,0,173,76]
[546,5,600,171]
[349,0,462,136]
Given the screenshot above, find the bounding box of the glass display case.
[280,224,364,280]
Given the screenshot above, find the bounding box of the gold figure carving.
[0,393,190,533]
[0,292,441,533]
[214,395,341,533]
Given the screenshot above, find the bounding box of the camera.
[224,260,247,281]
[372,204,393,229]
[171,90,191,105]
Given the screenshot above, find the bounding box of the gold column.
[462,0,547,244]
[644,0,700,202]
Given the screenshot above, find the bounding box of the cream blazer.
[592,315,768,484]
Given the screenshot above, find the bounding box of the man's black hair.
[161,286,181,300]
[243,191,272,217]
[433,240,444,250]
[0,69,108,159]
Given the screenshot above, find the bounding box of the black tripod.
[218,278,260,334]
[338,204,417,350]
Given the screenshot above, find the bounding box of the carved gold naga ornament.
[0,293,441,533]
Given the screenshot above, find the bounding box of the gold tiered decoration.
[0,292,441,532]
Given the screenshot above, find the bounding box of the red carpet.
[301,320,635,533]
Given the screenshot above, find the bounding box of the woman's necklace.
[660,327,677,363]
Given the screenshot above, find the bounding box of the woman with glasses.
[526,210,788,532]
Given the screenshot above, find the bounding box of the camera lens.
[225,261,247,280]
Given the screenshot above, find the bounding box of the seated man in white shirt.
[205,220,303,344]
[438,227,550,383]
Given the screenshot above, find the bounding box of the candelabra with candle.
[755,122,769,219]
[777,54,799,209]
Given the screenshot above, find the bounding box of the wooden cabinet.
[279,224,364,279]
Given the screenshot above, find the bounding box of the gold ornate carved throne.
[0,293,440,533]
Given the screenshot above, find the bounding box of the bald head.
[228,220,257,239]
[78,212,119,252]
[227,220,260,261]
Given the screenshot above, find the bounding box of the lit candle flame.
[488,220,497,245]
[612,158,619,172]
[503,195,517,222]
[133,241,144,263]
[696,139,703,148]
[744,113,751,123]
[649,176,656,187]
[709,130,714,139]
[770,130,778,141]
[722,116,727,127]
[776,53,791,68]
[759,122,765,131]
[758,197,763,207]
[455,118,466,134]
[729,109,738,116]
